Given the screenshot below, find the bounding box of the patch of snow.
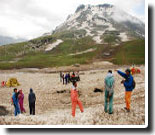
[67,21,80,30]
[69,48,96,56]
[93,61,113,66]
[135,31,145,37]
[97,31,105,36]
[118,32,129,42]
[45,39,63,52]
[0,65,145,125]
[80,21,89,29]
[77,21,95,36]
[94,19,105,25]
[85,29,94,36]
[91,5,114,17]
[86,14,92,22]
[93,36,102,44]
[106,24,116,31]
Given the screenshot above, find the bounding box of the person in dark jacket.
[60,71,63,82]
[68,72,71,83]
[116,69,134,112]
[28,88,36,115]
[62,74,65,85]
[65,73,68,85]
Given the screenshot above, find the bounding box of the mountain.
[0,4,145,69]
[0,35,26,46]
[54,4,145,44]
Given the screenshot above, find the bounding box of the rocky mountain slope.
[54,4,145,44]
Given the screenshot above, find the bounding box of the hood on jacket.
[106,73,114,79]
[30,88,33,93]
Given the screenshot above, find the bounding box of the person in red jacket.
[71,81,84,117]
[18,90,26,113]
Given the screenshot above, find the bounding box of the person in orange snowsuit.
[71,81,84,117]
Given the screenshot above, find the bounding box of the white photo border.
[0,0,148,129]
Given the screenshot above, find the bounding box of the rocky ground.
[0,62,145,125]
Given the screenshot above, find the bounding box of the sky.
[0,0,145,40]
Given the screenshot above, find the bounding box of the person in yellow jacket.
[71,81,84,117]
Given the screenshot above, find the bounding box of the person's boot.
[124,107,130,112]
[127,109,130,112]
[124,107,127,110]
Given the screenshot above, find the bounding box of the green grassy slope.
[0,34,145,69]
[0,36,98,69]
[111,39,145,65]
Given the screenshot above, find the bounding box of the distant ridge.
[0,35,26,46]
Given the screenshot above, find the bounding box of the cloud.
[75,0,145,21]
[0,0,145,39]
[0,0,66,39]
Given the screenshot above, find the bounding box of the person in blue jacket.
[12,88,20,116]
[116,69,134,112]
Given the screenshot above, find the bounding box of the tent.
[130,67,141,75]
[6,78,20,87]
[1,81,6,87]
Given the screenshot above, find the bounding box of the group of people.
[60,71,80,85]
[103,68,135,114]
[11,88,36,116]
[11,68,135,117]
[71,68,135,117]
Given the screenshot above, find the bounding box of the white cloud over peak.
[0,0,145,39]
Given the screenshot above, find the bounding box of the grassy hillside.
[111,40,145,65]
[0,34,145,70]
[0,36,97,69]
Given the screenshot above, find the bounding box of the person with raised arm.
[115,69,134,112]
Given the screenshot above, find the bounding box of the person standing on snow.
[62,74,65,85]
[18,89,26,113]
[77,71,80,81]
[104,70,115,114]
[116,69,134,112]
[11,88,20,116]
[70,81,84,117]
[60,71,63,82]
[65,73,68,85]
[28,88,36,115]
[68,72,71,83]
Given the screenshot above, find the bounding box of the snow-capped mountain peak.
[54,4,145,44]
